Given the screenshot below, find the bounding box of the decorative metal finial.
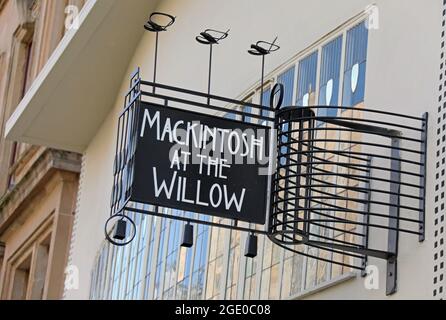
[248,37,280,106]
[144,12,176,93]
[196,29,230,105]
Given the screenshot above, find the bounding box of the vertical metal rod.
[260,55,265,106]
[207,44,213,105]
[361,156,372,277]
[386,138,401,296]
[153,32,159,94]
[295,117,304,240]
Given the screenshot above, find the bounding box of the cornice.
[0,149,82,235]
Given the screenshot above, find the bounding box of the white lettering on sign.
[138,106,269,222]
[140,109,265,213]
[140,109,265,161]
[152,166,247,213]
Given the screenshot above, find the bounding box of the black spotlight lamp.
[113,219,127,241]
[245,233,258,258]
[181,222,194,248]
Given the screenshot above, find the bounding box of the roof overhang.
[5,0,159,153]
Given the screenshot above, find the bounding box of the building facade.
[0,0,84,300]
[3,0,445,300]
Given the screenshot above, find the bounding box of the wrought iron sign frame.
[269,105,427,295]
[105,12,429,296]
[106,67,276,240]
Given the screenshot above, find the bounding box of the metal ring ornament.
[248,39,280,56]
[271,83,284,110]
[104,214,137,246]
[144,12,176,32]
[196,29,230,45]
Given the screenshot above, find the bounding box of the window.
[143,214,158,299]
[10,255,32,300]
[6,228,53,300]
[225,111,236,121]
[205,219,228,300]
[226,230,241,299]
[342,21,369,107]
[163,213,182,299]
[243,249,258,299]
[319,36,343,117]
[7,25,35,189]
[153,218,167,299]
[261,88,272,109]
[176,213,193,300]
[190,214,210,299]
[125,211,151,299]
[260,88,272,126]
[243,101,253,123]
[296,52,318,107]
[278,67,296,107]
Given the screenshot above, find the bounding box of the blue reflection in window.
[261,88,271,109]
[296,52,318,107]
[278,67,295,107]
[154,219,166,299]
[260,89,272,125]
[342,21,368,107]
[143,217,157,299]
[190,214,209,299]
[243,105,252,123]
[225,112,236,120]
[319,35,343,119]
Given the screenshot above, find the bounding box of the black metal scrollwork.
[196,29,230,45]
[248,37,280,56]
[144,12,176,32]
[271,83,284,110]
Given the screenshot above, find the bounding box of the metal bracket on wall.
[361,157,372,277]
[386,138,401,296]
[419,112,428,242]
[269,106,428,294]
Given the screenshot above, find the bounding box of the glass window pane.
[305,254,318,290]
[319,35,343,118]
[260,269,270,299]
[277,67,296,107]
[269,264,280,299]
[342,21,368,107]
[243,101,253,123]
[296,52,318,107]
[281,257,293,298]
[261,88,271,109]
[291,254,303,295]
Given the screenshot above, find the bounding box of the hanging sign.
[131,102,271,224]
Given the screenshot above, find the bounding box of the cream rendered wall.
[66,0,441,299]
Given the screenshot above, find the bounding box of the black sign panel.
[131,102,271,224]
